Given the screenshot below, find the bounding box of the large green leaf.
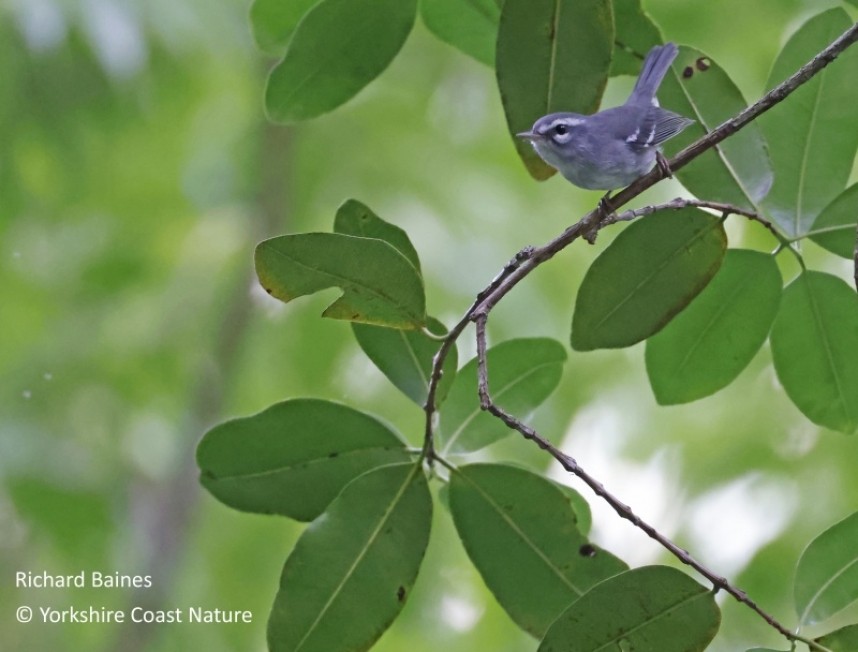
[770,271,858,434]
[197,399,410,521]
[817,624,858,651]
[249,0,320,56]
[610,0,662,76]
[646,249,782,404]
[268,463,432,652]
[265,0,418,123]
[810,183,858,259]
[255,232,425,329]
[495,0,614,180]
[795,510,858,626]
[572,209,727,351]
[450,464,626,637]
[760,8,858,236]
[660,47,773,211]
[352,316,457,406]
[333,199,421,273]
[420,0,501,67]
[440,338,567,453]
[538,566,720,652]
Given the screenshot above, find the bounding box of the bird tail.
[626,43,678,107]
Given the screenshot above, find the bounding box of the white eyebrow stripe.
[547,117,583,131]
[626,127,640,143]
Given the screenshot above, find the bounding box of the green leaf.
[249,0,320,56]
[255,232,426,329]
[333,199,421,273]
[268,463,432,652]
[352,316,457,406]
[538,566,720,652]
[795,510,858,625]
[420,0,501,67]
[660,47,773,211]
[196,399,410,521]
[440,337,567,453]
[817,624,858,651]
[572,208,727,351]
[495,0,614,180]
[810,183,858,259]
[610,0,662,76]
[760,8,858,236]
[770,271,858,434]
[265,0,418,123]
[646,249,782,405]
[450,464,627,637]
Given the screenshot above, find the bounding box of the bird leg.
[656,151,674,179]
[586,192,615,244]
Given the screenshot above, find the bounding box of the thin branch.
[607,197,803,264]
[421,247,536,460]
[472,376,832,652]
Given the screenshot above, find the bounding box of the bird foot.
[656,151,674,179]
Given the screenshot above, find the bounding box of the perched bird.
[517,43,694,194]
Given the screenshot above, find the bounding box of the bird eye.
[554,124,568,135]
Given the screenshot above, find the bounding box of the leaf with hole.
[196,399,410,521]
[495,0,614,180]
[810,183,858,259]
[249,0,320,56]
[420,0,501,67]
[352,316,457,406]
[268,462,432,651]
[255,232,425,329]
[538,566,720,652]
[646,249,782,404]
[795,510,858,626]
[265,0,418,123]
[659,47,773,211]
[450,463,626,637]
[440,338,567,453]
[333,199,421,273]
[770,271,858,434]
[760,8,858,236]
[572,208,727,351]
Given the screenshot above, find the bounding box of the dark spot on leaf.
[682,66,693,79]
[579,544,597,557]
[696,57,711,71]
[328,451,339,458]
[397,586,406,602]
[264,287,274,295]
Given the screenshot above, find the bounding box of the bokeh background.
[3,0,858,650]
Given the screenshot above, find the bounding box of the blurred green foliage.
[2,1,858,651]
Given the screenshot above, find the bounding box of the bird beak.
[516,130,539,141]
